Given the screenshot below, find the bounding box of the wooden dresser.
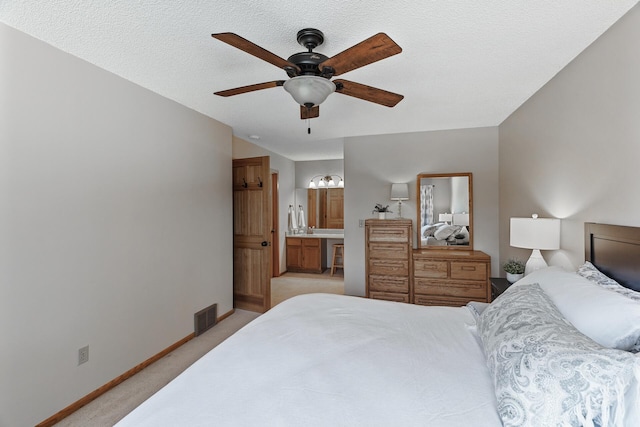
[365,219,413,303]
[412,249,491,306]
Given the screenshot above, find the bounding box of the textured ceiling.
[1,1,638,160]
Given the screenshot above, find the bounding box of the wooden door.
[232,156,271,313]
[326,188,344,228]
[307,189,317,228]
[319,189,327,228]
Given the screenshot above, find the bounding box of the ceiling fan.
[211,29,404,124]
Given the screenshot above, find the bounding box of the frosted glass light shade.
[283,76,336,106]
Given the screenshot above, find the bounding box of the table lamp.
[510,214,560,275]
[390,183,409,218]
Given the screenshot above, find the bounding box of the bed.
[421,222,470,246]
[116,222,640,427]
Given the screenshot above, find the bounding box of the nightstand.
[490,277,511,300]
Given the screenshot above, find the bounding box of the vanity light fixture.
[308,175,344,189]
[390,183,409,218]
[510,214,561,275]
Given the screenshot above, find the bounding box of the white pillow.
[433,224,460,240]
[514,267,640,351]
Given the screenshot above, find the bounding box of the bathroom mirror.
[416,173,473,249]
[294,188,344,229]
[308,188,344,229]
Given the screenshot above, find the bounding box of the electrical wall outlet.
[78,345,89,365]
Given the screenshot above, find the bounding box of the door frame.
[271,171,280,278]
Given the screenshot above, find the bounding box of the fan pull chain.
[307,118,311,134]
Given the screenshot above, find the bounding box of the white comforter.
[116,294,501,427]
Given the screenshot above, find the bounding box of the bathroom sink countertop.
[287,230,344,239]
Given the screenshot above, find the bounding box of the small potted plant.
[503,258,525,283]
[372,203,392,219]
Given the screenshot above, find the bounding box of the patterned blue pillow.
[577,261,640,303]
[478,283,639,427]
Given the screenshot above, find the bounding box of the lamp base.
[524,249,548,275]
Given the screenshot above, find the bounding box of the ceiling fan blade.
[300,105,320,120]
[320,33,401,76]
[212,33,300,73]
[214,80,285,97]
[334,79,404,107]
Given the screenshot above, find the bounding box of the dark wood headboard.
[585,222,640,291]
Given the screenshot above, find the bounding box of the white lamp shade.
[308,179,316,189]
[283,76,336,106]
[438,213,453,223]
[390,183,409,201]
[510,217,560,250]
[453,213,469,226]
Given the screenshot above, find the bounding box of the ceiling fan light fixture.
[283,76,335,107]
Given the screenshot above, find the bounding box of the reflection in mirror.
[294,188,344,230]
[416,173,472,249]
[308,188,344,229]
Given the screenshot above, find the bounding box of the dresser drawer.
[369,291,410,303]
[368,242,409,260]
[413,259,448,279]
[368,259,409,276]
[414,278,487,299]
[367,226,410,243]
[368,275,409,293]
[450,262,487,281]
[414,294,478,307]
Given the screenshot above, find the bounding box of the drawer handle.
[460,266,477,271]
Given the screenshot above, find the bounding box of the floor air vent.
[194,303,217,336]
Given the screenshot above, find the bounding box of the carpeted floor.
[270,270,345,307]
[54,271,343,426]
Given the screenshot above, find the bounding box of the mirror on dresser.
[416,172,473,249]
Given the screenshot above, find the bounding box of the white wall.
[0,23,233,427]
[343,127,500,296]
[232,137,296,275]
[499,3,640,271]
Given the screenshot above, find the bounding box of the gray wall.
[343,127,500,296]
[0,23,233,427]
[499,3,640,271]
[294,159,344,189]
